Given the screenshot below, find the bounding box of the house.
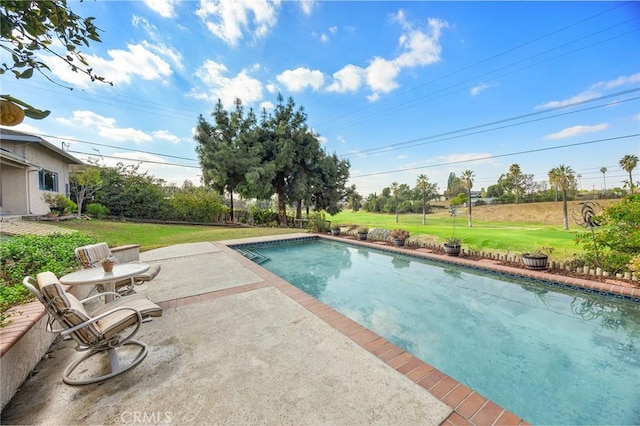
[0,128,84,216]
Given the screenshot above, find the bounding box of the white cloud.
[260,101,275,111]
[320,33,329,43]
[544,123,609,140]
[196,0,281,46]
[397,154,408,160]
[537,72,640,109]
[144,0,179,18]
[58,111,153,144]
[470,83,489,96]
[326,11,448,101]
[142,41,184,70]
[192,60,264,107]
[299,0,317,16]
[326,65,364,93]
[266,82,279,93]
[366,57,400,94]
[329,26,338,34]
[152,130,182,143]
[44,43,172,88]
[132,15,158,37]
[276,67,324,92]
[634,113,640,121]
[317,135,328,145]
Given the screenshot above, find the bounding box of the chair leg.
[62,340,148,385]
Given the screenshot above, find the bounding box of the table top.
[59,262,150,286]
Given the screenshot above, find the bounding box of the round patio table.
[60,262,150,303]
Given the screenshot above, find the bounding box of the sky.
[2,0,639,197]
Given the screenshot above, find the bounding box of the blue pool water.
[237,239,640,425]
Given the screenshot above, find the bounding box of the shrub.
[574,194,640,274]
[42,193,77,214]
[308,211,329,232]
[391,229,410,240]
[0,233,98,326]
[249,205,279,226]
[86,203,110,218]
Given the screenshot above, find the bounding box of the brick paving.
[0,218,75,237]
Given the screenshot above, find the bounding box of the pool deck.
[2,230,638,424]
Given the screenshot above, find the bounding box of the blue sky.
[2,0,639,196]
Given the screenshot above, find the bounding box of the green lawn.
[53,220,303,251]
[53,212,585,261]
[329,211,582,260]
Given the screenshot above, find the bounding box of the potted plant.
[443,237,462,256]
[357,226,369,240]
[330,224,341,236]
[42,193,75,216]
[390,229,410,247]
[101,256,116,273]
[522,247,552,270]
[443,205,462,256]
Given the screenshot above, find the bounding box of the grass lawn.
[53,220,303,251]
[329,208,588,261]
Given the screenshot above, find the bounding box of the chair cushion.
[75,242,113,268]
[135,263,161,282]
[37,272,102,345]
[92,294,162,339]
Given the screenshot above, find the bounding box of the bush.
[308,211,329,232]
[42,193,77,214]
[86,203,110,218]
[1,233,98,326]
[249,205,279,225]
[574,194,640,274]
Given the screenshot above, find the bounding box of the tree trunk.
[229,189,234,222]
[467,189,473,227]
[422,196,426,225]
[562,188,568,230]
[296,199,302,219]
[277,189,287,226]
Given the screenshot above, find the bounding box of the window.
[38,169,58,191]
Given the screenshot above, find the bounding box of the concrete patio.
[1,236,455,425]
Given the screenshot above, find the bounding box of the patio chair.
[22,271,162,385]
[75,242,161,295]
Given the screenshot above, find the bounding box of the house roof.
[0,127,84,166]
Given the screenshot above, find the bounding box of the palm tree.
[600,167,607,199]
[390,181,399,223]
[416,174,429,225]
[548,165,575,230]
[460,169,475,228]
[619,154,639,193]
[509,163,522,204]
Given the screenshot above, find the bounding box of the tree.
[1,0,110,124]
[308,151,350,215]
[416,174,430,225]
[444,172,462,199]
[600,167,607,199]
[619,154,638,193]
[460,169,475,228]
[345,185,362,212]
[548,165,575,230]
[508,164,523,204]
[70,164,103,216]
[390,182,399,223]
[195,99,258,222]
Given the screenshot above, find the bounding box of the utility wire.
[342,89,640,158]
[67,150,201,168]
[351,134,640,178]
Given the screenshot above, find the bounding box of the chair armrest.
[60,306,143,337]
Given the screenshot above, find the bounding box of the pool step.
[236,248,269,264]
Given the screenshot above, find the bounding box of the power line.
[67,150,201,168]
[342,89,640,158]
[351,134,640,178]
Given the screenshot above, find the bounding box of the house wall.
[25,143,71,216]
[0,164,27,214]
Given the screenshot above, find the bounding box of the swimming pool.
[235,238,640,425]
